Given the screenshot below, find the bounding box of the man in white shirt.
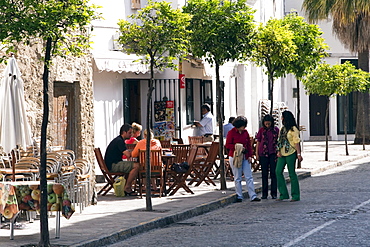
[194,103,214,142]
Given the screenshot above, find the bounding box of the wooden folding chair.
[250,137,261,172]
[138,150,164,197]
[94,148,128,196]
[188,136,207,157]
[166,145,196,196]
[213,146,234,181]
[188,142,219,187]
[172,137,184,144]
[188,136,204,145]
[171,144,190,163]
[160,140,171,149]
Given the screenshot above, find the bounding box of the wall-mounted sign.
[179,74,185,89]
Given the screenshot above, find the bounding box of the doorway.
[123,79,141,124]
[309,94,328,136]
[53,81,80,152]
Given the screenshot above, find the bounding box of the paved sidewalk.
[1,141,369,247]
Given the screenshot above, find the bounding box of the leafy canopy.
[251,18,297,79]
[118,0,191,70]
[282,13,328,79]
[183,0,256,65]
[0,0,100,58]
[302,62,370,97]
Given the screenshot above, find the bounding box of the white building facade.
[284,0,358,141]
[90,0,285,156]
[90,0,356,160]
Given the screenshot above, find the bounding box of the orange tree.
[303,62,370,161]
[0,1,99,246]
[183,0,256,190]
[118,0,191,211]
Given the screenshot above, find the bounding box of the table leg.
[56,211,60,239]
[10,219,15,240]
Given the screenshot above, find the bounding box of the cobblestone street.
[108,156,370,247]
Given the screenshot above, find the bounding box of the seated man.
[104,123,139,196]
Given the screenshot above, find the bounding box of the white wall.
[93,69,124,152]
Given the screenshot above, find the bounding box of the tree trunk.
[325,96,330,161]
[354,50,370,145]
[344,94,349,155]
[145,58,155,211]
[39,37,52,247]
[216,62,226,190]
[268,74,274,116]
[296,79,301,168]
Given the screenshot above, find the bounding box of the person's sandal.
[124,191,138,196]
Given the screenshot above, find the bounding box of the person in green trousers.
[276,111,303,202]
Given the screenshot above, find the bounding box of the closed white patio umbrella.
[0,56,33,180]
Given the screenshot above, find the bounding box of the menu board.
[153,100,175,140]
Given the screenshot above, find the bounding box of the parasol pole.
[11,149,16,181]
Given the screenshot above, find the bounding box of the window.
[201,80,213,113]
[186,79,194,125]
[337,59,358,134]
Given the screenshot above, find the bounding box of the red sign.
[166,100,174,108]
[179,74,185,89]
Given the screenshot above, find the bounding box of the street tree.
[281,13,328,127]
[302,0,370,145]
[0,1,99,246]
[183,0,256,190]
[251,18,297,116]
[118,0,191,211]
[302,62,369,161]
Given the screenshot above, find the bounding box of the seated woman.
[131,129,162,191]
[125,122,142,144]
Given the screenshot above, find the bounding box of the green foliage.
[302,62,370,97]
[183,0,256,65]
[0,0,100,58]
[118,0,191,71]
[282,13,329,79]
[251,18,297,79]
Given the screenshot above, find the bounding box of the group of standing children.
[225,111,303,202]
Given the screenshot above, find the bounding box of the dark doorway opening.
[123,79,141,124]
[309,94,328,136]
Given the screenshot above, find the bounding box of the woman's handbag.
[171,162,190,173]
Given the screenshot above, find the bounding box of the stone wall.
[0,41,95,165]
